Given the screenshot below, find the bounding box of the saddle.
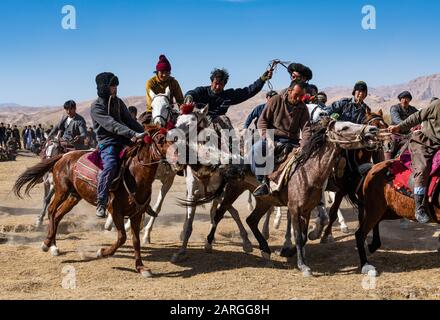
[74,149,126,189]
[268,146,302,192]
[390,149,440,202]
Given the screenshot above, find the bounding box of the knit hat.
[352,81,368,96]
[96,72,119,99]
[398,91,412,101]
[156,54,172,72]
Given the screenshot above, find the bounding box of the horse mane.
[123,125,163,160]
[294,124,328,170]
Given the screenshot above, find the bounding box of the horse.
[308,109,389,243]
[355,158,440,275]
[13,125,171,277]
[185,118,380,276]
[105,88,179,245]
[166,105,255,262]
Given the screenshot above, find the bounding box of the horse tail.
[177,179,227,208]
[13,154,63,198]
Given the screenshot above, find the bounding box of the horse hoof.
[104,218,114,231]
[96,248,103,258]
[140,269,153,278]
[35,219,43,229]
[320,235,334,244]
[261,251,271,261]
[361,264,377,276]
[340,225,350,233]
[302,268,313,278]
[142,236,151,245]
[242,242,253,253]
[171,253,185,263]
[41,242,49,252]
[50,246,59,256]
[204,242,213,253]
[308,228,321,241]
[278,247,297,258]
[263,233,270,241]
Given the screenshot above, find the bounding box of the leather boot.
[414,194,430,224]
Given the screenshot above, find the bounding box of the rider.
[48,100,88,150]
[279,62,313,96]
[316,91,328,108]
[324,81,371,124]
[243,90,278,129]
[91,72,145,218]
[386,91,418,160]
[389,98,440,224]
[184,68,273,129]
[141,54,184,125]
[252,81,312,197]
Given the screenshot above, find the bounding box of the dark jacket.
[90,96,144,147]
[0,126,5,138]
[390,104,418,126]
[244,103,266,129]
[186,78,265,118]
[49,114,87,148]
[324,97,371,124]
[257,94,312,148]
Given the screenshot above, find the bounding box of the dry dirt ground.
[1,152,440,300]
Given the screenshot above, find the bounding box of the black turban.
[287,63,313,81]
[96,72,119,99]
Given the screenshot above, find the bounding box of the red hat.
[156,54,171,72]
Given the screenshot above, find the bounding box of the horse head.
[307,103,328,124]
[150,87,177,127]
[326,121,379,150]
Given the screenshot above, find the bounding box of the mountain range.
[1,73,439,127]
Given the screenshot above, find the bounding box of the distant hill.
[1,73,439,127]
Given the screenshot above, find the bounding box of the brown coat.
[257,94,311,147]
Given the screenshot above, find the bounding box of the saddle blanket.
[390,149,440,199]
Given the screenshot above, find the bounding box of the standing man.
[243,90,278,129]
[141,55,184,124]
[91,72,145,218]
[386,91,418,159]
[389,99,440,223]
[12,125,21,149]
[0,123,6,148]
[48,100,87,150]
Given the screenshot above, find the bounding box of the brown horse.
[13,125,171,277]
[355,159,440,275]
[314,110,389,242]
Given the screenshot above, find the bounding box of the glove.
[330,113,340,121]
[261,70,273,82]
[184,95,193,104]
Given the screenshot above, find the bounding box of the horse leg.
[338,209,349,233]
[291,207,313,277]
[278,209,297,258]
[130,212,152,278]
[171,202,196,263]
[321,192,344,243]
[368,223,382,254]
[262,207,272,241]
[36,179,54,228]
[43,193,80,256]
[247,191,254,212]
[97,210,127,258]
[104,214,115,231]
[228,205,253,253]
[308,190,329,240]
[41,191,67,251]
[246,201,272,261]
[273,207,282,229]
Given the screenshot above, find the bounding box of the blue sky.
[1,0,439,106]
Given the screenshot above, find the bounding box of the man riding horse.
[386,91,419,160]
[183,67,273,130]
[91,72,145,218]
[47,100,88,150]
[389,98,440,224]
[141,54,184,124]
[252,81,312,197]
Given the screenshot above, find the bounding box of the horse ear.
[165,86,171,98]
[201,104,209,116]
[378,109,383,116]
[365,109,371,116]
[149,89,157,99]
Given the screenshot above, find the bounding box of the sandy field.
[1,151,440,300]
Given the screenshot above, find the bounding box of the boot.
[96,202,107,218]
[414,194,430,224]
[253,177,270,197]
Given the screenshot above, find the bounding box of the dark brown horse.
[314,110,389,242]
[13,125,171,277]
[355,160,440,275]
